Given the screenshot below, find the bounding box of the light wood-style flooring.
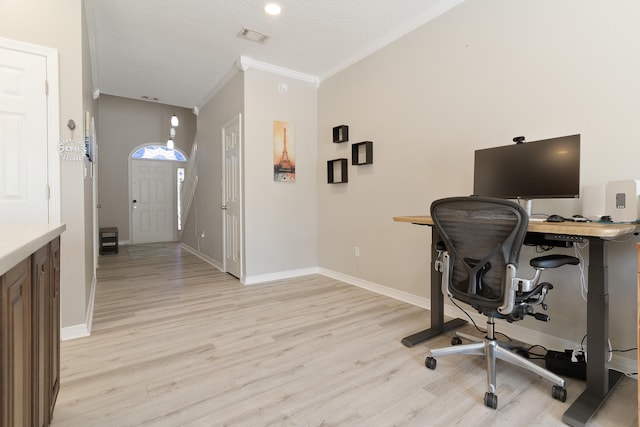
[51,243,638,426]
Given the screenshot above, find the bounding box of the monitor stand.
[521,199,533,217]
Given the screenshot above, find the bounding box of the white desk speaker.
[605,179,640,222]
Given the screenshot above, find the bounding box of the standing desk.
[394,215,640,427]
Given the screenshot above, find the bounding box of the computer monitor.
[473,134,580,204]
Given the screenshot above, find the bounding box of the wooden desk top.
[393,216,640,239]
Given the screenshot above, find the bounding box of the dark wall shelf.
[332,125,349,143]
[327,158,348,184]
[352,141,373,165]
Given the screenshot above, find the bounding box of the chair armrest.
[530,254,580,269]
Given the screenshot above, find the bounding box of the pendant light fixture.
[167,110,178,149]
[167,127,176,149]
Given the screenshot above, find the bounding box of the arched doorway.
[128,144,187,244]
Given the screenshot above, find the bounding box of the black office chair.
[425,196,579,409]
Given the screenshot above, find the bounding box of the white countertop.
[0,223,66,276]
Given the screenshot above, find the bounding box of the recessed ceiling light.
[264,3,281,16]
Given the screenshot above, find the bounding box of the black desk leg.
[401,227,466,347]
[562,238,624,426]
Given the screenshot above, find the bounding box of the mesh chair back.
[430,197,528,313]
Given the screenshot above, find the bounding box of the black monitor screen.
[473,134,580,200]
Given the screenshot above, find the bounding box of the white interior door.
[222,114,242,279]
[130,159,176,243]
[0,46,48,223]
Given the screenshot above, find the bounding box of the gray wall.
[181,72,244,264]
[243,69,319,280]
[82,0,98,314]
[0,0,95,329]
[182,68,319,282]
[96,95,196,241]
[318,0,640,364]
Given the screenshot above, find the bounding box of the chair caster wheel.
[484,392,498,409]
[451,336,463,345]
[552,385,567,402]
[425,356,437,370]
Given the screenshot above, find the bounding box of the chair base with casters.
[425,316,567,409]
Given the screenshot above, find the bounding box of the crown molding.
[237,55,319,88]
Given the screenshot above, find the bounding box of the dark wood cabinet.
[49,237,61,420]
[1,258,32,427]
[1,237,60,427]
[32,244,50,427]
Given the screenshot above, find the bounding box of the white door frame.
[0,37,60,223]
[221,114,243,280]
[92,118,99,267]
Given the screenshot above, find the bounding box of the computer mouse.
[546,214,565,223]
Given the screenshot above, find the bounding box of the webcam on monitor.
[513,136,526,144]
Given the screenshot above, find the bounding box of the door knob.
[221,205,227,210]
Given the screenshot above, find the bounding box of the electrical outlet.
[355,246,360,257]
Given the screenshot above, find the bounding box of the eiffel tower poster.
[273,120,296,182]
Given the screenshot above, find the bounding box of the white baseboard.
[61,323,90,341]
[61,274,96,341]
[318,268,429,308]
[179,244,318,286]
[86,273,96,334]
[318,268,638,376]
[244,267,320,285]
[179,243,223,271]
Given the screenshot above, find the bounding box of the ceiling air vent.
[237,27,270,44]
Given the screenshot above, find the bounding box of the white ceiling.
[85,0,464,109]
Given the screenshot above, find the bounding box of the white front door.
[130,159,176,243]
[222,114,242,279]
[0,46,48,223]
